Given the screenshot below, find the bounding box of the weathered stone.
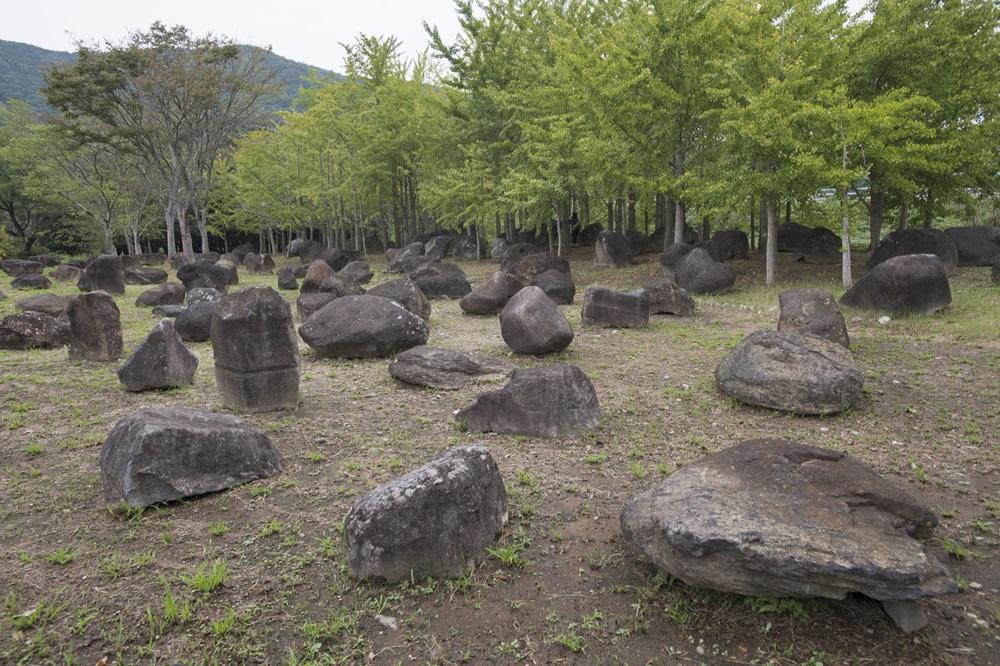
[577,223,602,246]
[317,274,365,298]
[261,255,275,273]
[338,260,374,286]
[185,287,223,307]
[389,346,511,389]
[315,248,350,272]
[712,230,750,260]
[242,252,264,273]
[12,274,51,290]
[29,254,60,268]
[215,258,239,286]
[174,302,218,342]
[530,269,575,305]
[100,407,282,507]
[660,243,695,273]
[211,286,300,412]
[299,295,429,358]
[841,254,951,315]
[490,237,510,262]
[424,235,452,261]
[456,365,600,438]
[367,277,431,320]
[414,272,473,300]
[51,264,83,282]
[794,228,841,265]
[287,238,324,263]
[15,294,71,318]
[777,222,814,252]
[499,286,573,355]
[943,225,1000,266]
[452,234,486,259]
[594,230,633,267]
[125,267,168,285]
[868,229,958,276]
[386,242,425,273]
[345,445,507,582]
[230,243,256,260]
[296,292,338,320]
[581,287,649,328]
[68,291,123,361]
[78,254,125,294]
[277,266,298,290]
[675,248,736,294]
[498,242,541,269]
[135,283,185,308]
[715,330,863,415]
[620,439,954,621]
[177,261,229,293]
[644,277,694,316]
[460,271,525,314]
[299,259,337,293]
[152,304,186,318]
[882,600,928,634]
[117,319,198,391]
[408,260,466,280]
[502,251,571,282]
[1,259,43,277]
[0,311,70,349]
[778,288,849,348]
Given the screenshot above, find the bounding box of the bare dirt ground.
[1,247,998,666]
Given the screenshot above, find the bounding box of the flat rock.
[459,271,525,314]
[0,311,70,349]
[499,286,573,355]
[841,254,951,315]
[943,226,1000,266]
[367,277,431,320]
[15,294,71,318]
[117,319,198,391]
[389,345,511,389]
[100,407,282,507]
[12,274,51,290]
[345,445,507,582]
[125,267,168,285]
[299,295,429,358]
[644,277,694,315]
[1,259,43,277]
[581,286,649,328]
[135,283,185,308]
[185,287,224,307]
[715,330,863,415]
[778,288,849,347]
[338,260,374,286]
[152,304,186,318]
[502,251,571,281]
[455,364,600,438]
[68,291,123,361]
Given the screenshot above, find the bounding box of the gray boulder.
[117,319,198,391]
[100,407,283,508]
[594,230,633,267]
[299,295,429,358]
[499,286,573,355]
[712,230,750,260]
[277,266,298,290]
[177,261,230,293]
[456,364,600,438]
[152,304,186,318]
[778,288,849,348]
[581,287,649,328]
[660,243,694,273]
[867,229,958,276]
[389,346,511,389]
[15,294,71,318]
[135,283,185,308]
[68,291,123,361]
[185,287,223,307]
[644,277,694,316]
[367,277,431,320]
[530,269,575,305]
[715,330,863,415]
[174,302,218,342]
[424,235,452,261]
[1,259,43,277]
[211,287,300,412]
[841,254,951,315]
[675,248,735,294]
[345,445,507,583]
[12,274,51,290]
[460,271,525,314]
[386,242,425,273]
[414,273,472,299]
[338,260,374,286]
[490,237,510,262]
[296,292,338,321]
[503,251,570,281]
[299,259,336,293]
[0,312,70,349]
[78,254,125,294]
[943,225,1000,266]
[620,439,954,631]
[51,265,83,282]
[125,267,168,285]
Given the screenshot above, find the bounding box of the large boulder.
[867,229,958,276]
[424,235,452,261]
[185,287,223,307]
[660,243,695,273]
[993,259,1000,285]
[174,302,219,342]
[277,266,298,290]
[715,330,863,415]
[777,222,814,252]
[594,230,633,267]
[51,264,83,282]
[389,346,511,390]
[299,295,429,358]
[460,271,525,315]
[287,238,324,263]
[100,407,283,508]
[177,261,230,293]
[338,260,374,286]
[67,291,123,361]
[0,312,70,349]
[530,269,575,305]
[367,277,431,320]
[577,223,602,247]
[15,294,71,319]
[502,251,570,282]
[408,260,466,280]
[778,288,849,348]
[299,260,336,293]
[78,254,125,294]
[1,259,43,277]
[296,292,338,320]
[317,275,365,298]
[117,319,199,392]
[943,225,1000,266]
[124,267,168,285]
[242,252,264,274]
[313,248,350,272]
[620,439,954,631]
[414,273,472,299]
[452,234,486,260]
[674,248,736,294]
[499,286,573,355]
[581,287,649,328]
[30,254,59,267]
[386,242,425,273]
[840,254,951,315]
[345,445,507,583]
[712,229,750,260]
[644,277,694,316]
[211,286,300,412]
[12,274,51,290]
[490,237,510,262]
[794,227,841,264]
[456,365,600,438]
[498,242,541,269]
[135,283,185,308]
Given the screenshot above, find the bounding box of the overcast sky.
[2,0,462,72]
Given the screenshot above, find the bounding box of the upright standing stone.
[499,286,574,355]
[68,291,123,361]
[210,286,300,412]
[594,230,633,267]
[78,254,125,294]
[581,287,649,328]
[778,288,849,348]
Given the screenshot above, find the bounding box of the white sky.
[1,0,462,72]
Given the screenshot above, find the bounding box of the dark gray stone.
[300,259,337,293]
[174,302,218,342]
[152,304,186,318]
[177,261,229,293]
[712,229,750,260]
[386,242,425,273]
[277,266,298,290]
[389,346,511,389]
[778,288,849,348]
[317,275,365,297]
[644,277,694,316]
[414,273,472,299]
[490,237,510,262]
[367,278,431,320]
[317,248,350,272]
[840,254,951,315]
[0,312,70,349]
[78,254,125,294]
[287,238,324,263]
[452,234,486,260]
[135,283,185,308]
[502,251,570,281]
[530,269,575,305]
[117,319,198,391]
[338,260,374,286]
[215,258,239,286]
[100,407,283,507]
[299,295,429,358]
[424,235,452,261]
[125,267,168,285]
[456,364,600,438]
[577,223,602,246]
[943,225,1000,266]
[498,242,541,269]
[715,330,863,415]
[868,229,958,276]
[211,286,300,412]
[675,248,736,294]
[794,228,841,264]
[345,445,507,583]
[499,286,573,355]
[594,231,633,267]
[460,271,525,314]
[1,259,43,277]
[51,265,83,282]
[296,292,338,321]
[660,243,694,273]
[581,287,649,328]
[68,291,123,361]
[15,294,71,318]
[185,287,223,307]
[12,274,51,290]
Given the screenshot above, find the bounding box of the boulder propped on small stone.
[867,229,959,276]
[277,266,298,290]
[15,294,71,318]
[460,271,525,314]
[715,330,863,415]
[100,407,283,508]
[12,274,51,290]
[345,445,507,583]
[117,319,198,391]
[674,248,736,294]
[620,439,954,631]
[594,230,633,267]
[455,364,600,438]
[211,287,300,412]
[0,312,70,349]
[299,259,337,293]
[644,277,694,316]
[499,286,573,355]
[530,269,575,305]
[367,277,431,320]
[78,254,125,294]
[778,288,849,348]
[135,283,185,308]
[840,254,951,315]
[389,346,511,389]
[943,225,1000,266]
[174,302,219,342]
[68,291,123,361]
[299,295,429,358]
[581,287,649,328]
[414,273,472,299]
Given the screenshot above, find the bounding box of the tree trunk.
[841,147,852,289]
[785,200,791,225]
[922,189,934,228]
[701,216,710,242]
[197,208,210,253]
[672,200,686,246]
[177,204,194,258]
[664,197,675,248]
[898,200,909,230]
[749,197,756,251]
[758,196,767,250]
[766,194,778,287]
[627,190,637,232]
[868,187,885,251]
[165,203,176,257]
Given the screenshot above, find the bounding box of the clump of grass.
[181,559,228,594]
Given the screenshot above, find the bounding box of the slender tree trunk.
[197,208,210,253]
[898,201,909,230]
[673,201,686,246]
[922,189,934,228]
[177,204,194,258]
[165,203,176,257]
[868,183,885,251]
[841,147,852,289]
[664,197,675,247]
[627,190,636,233]
[749,197,756,251]
[701,216,710,242]
[785,200,791,225]
[759,196,767,250]
[766,194,778,287]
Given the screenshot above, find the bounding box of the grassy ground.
[0,248,998,665]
